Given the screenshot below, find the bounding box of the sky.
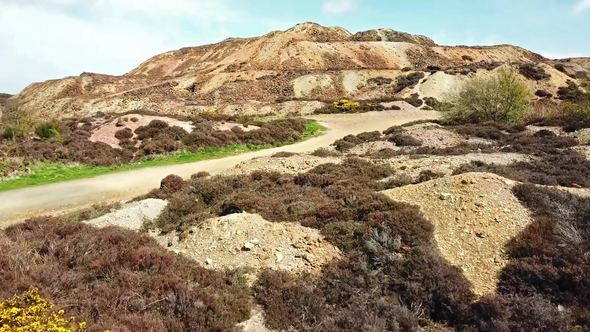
[0,0,589,94]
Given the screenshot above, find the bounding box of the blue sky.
[1,0,589,94]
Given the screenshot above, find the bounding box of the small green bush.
[439,68,531,123]
[2,125,29,140]
[35,121,62,141]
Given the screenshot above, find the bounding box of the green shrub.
[564,100,590,124]
[35,121,62,141]
[439,68,531,123]
[2,125,29,140]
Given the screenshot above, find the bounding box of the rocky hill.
[6,22,590,120]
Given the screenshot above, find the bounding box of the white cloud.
[322,0,357,15]
[573,0,590,15]
[0,0,240,94]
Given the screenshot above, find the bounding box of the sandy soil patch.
[161,213,341,276]
[221,155,342,176]
[416,71,467,100]
[572,146,590,160]
[380,152,535,179]
[380,100,425,111]
[84,199,168,230]
[293,74,334,98]
[89,113,195,148]
[348,141,398,155]
[221,150,533,181]
[573,128,590,145]
[381,172,534,296]
[214,121,259,132]
[404,122,465,148]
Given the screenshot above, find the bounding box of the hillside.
[6,22,589,121]
[0,93,11,114]
[3,118,590,331]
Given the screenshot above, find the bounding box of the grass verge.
[0,121,326,192]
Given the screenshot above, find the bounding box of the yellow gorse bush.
[0,288,91,332]
[333,99,360,110]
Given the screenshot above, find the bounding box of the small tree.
[1,97,36,140]
[439,67,531,123]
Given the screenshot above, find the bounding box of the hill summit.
[6,22,590,120]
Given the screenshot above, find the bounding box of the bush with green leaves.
[2,124,29,140]
[35,121,62,141]
[438,67,531,123]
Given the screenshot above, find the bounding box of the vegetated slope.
[564,57,590,72]
[0,111,313,180]
[7,22,589,121]
[140,143,590,330]
[3,117,590,331]
[0,93,11,116]
[0,93,11,105]
[0,219,252,332]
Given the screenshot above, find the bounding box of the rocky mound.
[160,212,341,276]
[85,198,168,230]
[381,172,534,296]
[7,22,588,121]
[351,28,436,46]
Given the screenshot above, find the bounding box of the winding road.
[0,110,437,226]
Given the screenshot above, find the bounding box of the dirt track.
[0,110,437,226]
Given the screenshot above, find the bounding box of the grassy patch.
[0,121,326,192]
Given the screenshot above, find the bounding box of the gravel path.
[0,109,437,226]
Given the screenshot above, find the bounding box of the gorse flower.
[333,99,360,110]
[0,288,90,332]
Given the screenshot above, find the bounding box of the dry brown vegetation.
[0,219,252,332]
[496,184,590,330]
[135,145,590,330]
[3,121,590,330]
[141,158,478,330]
[0,112,312,171]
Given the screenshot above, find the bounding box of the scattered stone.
[243,242,255,250]
[85,199,168,231]
[250,238,260,245]
[440,193,452,200]
[206,258,213,265]
[275,252,284,263]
